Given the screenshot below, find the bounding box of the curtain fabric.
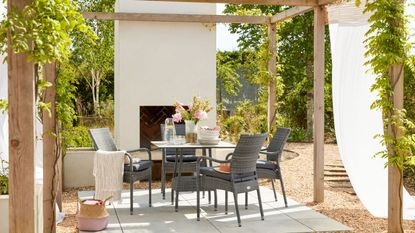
[328,2,415,219]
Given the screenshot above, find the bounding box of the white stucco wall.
[115,0,217,149]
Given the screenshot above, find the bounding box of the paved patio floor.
[79,187,351,233]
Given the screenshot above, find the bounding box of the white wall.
[115,0,217,149]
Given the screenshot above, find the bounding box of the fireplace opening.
[139,106,178,149]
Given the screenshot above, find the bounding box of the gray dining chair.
[160,124,198,201]
[256,127,291,207]
[89,128,152,214]
[196,133,267,227]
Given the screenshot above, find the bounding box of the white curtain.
[328,2,415,219]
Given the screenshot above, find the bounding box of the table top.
[151,140,236,149]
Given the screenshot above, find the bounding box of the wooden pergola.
[7,0,403,232]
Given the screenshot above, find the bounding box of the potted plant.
[0,157,9,232]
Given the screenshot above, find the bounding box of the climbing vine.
[0,0,96,231]
[363,0,415,170]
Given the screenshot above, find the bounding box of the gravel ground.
[57,143,415,233]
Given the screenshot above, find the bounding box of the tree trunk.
[387,64,404,233]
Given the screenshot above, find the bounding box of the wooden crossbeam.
[318,0,339,5]
[82,12,270,24]
[144,0,319,6]
[270,6,312,23]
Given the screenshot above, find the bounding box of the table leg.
[175,148,184,212]
[172,148,179,205]
[208,148,217,207]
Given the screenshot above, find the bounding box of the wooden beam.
[318,0,339,5]
[145,0,318,6]
[8,0,36,231]
[387,64,404,233]
[271,6,313,23]
[313,5,325,203]
[82,12,270,24]
[267,23,277,133]
[43,63,57,233]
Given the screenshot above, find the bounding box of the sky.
[216,4,239,51]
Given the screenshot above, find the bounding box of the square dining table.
[151,141,236,211]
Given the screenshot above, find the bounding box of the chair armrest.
[124,153,134,172]
[225,153,234,160]
[127,148,152,160]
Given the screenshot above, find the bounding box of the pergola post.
[388,64,404,233]
[267,22,277,133]
[43,63,58,233]
[7,0,36,232]
[313,5,325,203]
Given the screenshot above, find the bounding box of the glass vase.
[185,120,197,143]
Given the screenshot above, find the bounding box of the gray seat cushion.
[166,155,198,162]
[200,167,231,181]
[124,160,151,172]
[200,167,256,182]
[256,160,278,170]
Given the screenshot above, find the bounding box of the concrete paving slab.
[78,187,351,233]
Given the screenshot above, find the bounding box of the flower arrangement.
[172,96,213,124]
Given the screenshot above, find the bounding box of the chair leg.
[232,191,241,227]
[208,191,211,204]
[271,179,278,201]
[149,169,152,207]
[161,165,166,200]
[279,176,288,207]
[130,178,134,215]
[214,190,218,211]
[245,192,248,210]
[196,176,200,221]
[256,188,264,221]
[170,184,174,205]
[225,191,228,214]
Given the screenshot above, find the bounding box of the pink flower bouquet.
[172,96,213,124]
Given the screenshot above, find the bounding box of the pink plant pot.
[77,215,109,232]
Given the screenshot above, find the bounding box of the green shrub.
[0,159,8,195]
[0,176,8,195]
[61,126,92,149]
[288,128,312,142]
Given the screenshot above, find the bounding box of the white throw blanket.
[93,150,125,202]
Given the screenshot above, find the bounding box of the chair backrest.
[89,128,118,151]
[230,133,267,175]
[266,127,291,161]
[160,124,195,155]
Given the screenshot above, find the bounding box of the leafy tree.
[71,0,115,116]
[217,51,242,104]
[223,5,334,137]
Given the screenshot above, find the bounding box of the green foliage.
[56,63,79,128]
[0,0,95,64]
[220,100,267,142]
[0,159,8,195]
[363,0,415,169]
[0,99,7,114]
[69,0,115,116]
[61,126,92,148]
[222,5,334,139]
[217,51,242,98]
[223,5,283,50]
[405,55,415,121]
[288,128,313,142]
